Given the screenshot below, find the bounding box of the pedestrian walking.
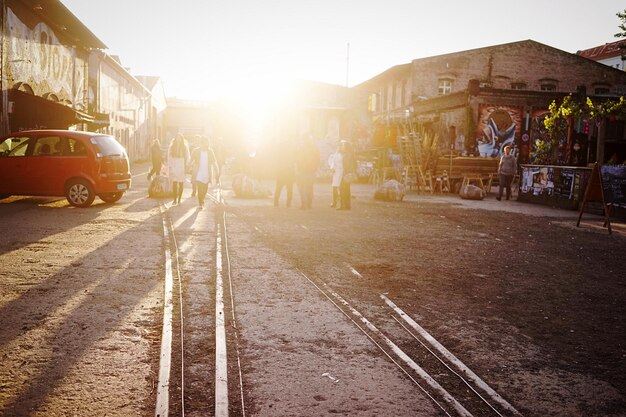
[147,139,163,181]
[297,135,320,209]
[190,136,219,209]
[328,144,343,208]
[168,133,190,205]
[496,145,517,201]
[189,135,200,197]
[273,139,297,207]
[338,140,357,210]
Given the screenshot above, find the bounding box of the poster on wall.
[476,105,523,157]
[521,166,554,196]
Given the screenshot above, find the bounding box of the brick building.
[354,40,626,166]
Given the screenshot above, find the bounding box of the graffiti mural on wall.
[6,8,85,106]
[476,105,522,157]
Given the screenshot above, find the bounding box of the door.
[0,135,33,195]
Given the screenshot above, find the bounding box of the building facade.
[0,0,158,162]
[577,39,626,71]
[354,40,626,166]
[0,0,106,135]
[88,52,151,161]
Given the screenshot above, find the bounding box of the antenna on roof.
[346,42,350,87]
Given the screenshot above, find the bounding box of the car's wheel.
[99,192,124,204]
[66,180,95,207]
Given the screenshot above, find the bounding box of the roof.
[135,76,162,91]
[577,39,626,61]
[352,63,412,89]
[22,0,107,49]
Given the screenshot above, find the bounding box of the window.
[33,136,64,156]
[540,79,558,92]
[593,83,611,95]
[438,78,453,95]
[0,136,29,157]
[68,138,87,156]
[511,82,527,90]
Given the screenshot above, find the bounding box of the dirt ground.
[224,180,626,416]
[1,169,625,416]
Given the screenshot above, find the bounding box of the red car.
[0,130,131,207]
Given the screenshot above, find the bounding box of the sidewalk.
[132,160,623,234]
[347,182,589,218]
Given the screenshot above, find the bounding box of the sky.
[60,0,626,102]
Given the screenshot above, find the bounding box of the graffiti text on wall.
[6,8,84,106]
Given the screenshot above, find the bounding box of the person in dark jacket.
[273,139,297,207]
[297,135,320,209]
[147,139,163,180]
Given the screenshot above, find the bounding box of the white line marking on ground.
[381,294,522,416]
[172,206,197,229]
[155,204,173,417]
[347,264,363,278]
[215,224,229,417]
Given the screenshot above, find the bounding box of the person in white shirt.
[190,136,219,208]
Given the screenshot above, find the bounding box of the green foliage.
[588,96,626,121]
[616,9,626,38]
[544,95,626,135]
[543,94,586,135]
[532,138,554,165]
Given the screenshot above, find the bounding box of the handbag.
[344,172,357,183]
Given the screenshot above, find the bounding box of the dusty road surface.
[1,166,625,417]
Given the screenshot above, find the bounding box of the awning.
[8,89,93,130]
[87,112,111,128]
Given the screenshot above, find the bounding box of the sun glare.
[215,75,295,153]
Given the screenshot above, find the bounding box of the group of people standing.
[273,137,357,211]
[148,133,221,208]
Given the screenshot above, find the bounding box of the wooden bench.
[433,156,499,193]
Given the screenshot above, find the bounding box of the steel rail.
[297,271,457,417]
[382,294,523,417]
[155,204,174,417]
[215,187,247,417]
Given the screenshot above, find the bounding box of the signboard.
[577,163,612,234]
[600,165,626,207]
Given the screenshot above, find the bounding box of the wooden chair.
[484,173,496,194]
[433,170,451,193]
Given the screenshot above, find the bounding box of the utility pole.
[345,42,350,87]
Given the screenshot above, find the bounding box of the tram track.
[154,187,246,417]
[240,215,523,417]
[154,187,522,416]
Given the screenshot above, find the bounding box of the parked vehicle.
[0,130,131,207]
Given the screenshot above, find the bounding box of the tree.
[616,9,626,38]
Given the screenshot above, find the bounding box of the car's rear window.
[90,136,127,157]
